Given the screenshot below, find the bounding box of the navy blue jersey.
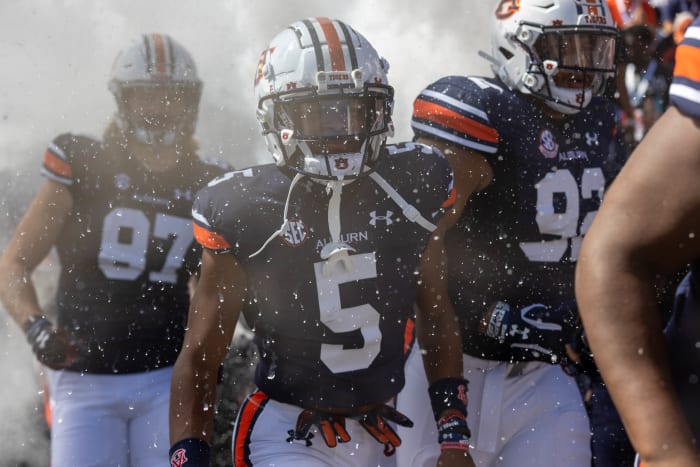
[42,133,228,373]
[665,265,700,439]
[192,143,453,409]
[412,76,626,360]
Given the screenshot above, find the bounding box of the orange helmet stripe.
[151,33,168,75]
[318,17,346,71]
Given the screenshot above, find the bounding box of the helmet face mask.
[117,85,200,145]
[489,0,618,114]
[255,18,394,181]
[109,34,202,146]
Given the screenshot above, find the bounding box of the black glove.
[480,301,580,364]
[23,317,86,370]
[289,409,351,448]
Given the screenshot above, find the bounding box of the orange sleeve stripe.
[403,317,415,355]
[234,391,268,467]
[674,44,700,83]
[414,98,499,144]
[318,17,346,71]
[441,185,457,209]
[193,223,231,250]
[43,150,73,178]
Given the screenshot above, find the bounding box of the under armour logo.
[170,448,188,467]
[585,132,600,146]
[369,210,394,226]
[509,324,530,341]
[287,429,314,447]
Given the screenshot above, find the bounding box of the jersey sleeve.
[411,76,499,155]
[669,17,700,119]
[191,173,237,254]
[40,133,78,186]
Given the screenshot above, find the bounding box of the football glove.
[351,405,413,455]
[289,409,351,448]
[481,301,580,364]
[23,316,86,370]
[289,405,413,455]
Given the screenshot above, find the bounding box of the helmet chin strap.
[249,172,306,259]
[248,174,356,278]
[320,179,356,277]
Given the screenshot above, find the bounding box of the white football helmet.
[487,0,618,114]
[254,17,394,180]
[109,33,202,145]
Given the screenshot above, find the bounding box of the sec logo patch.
[282,217,308,247]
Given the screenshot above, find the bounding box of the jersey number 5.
[313,252,382,374]
[98,207,194,283]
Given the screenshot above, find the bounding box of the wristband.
[428,377,469,421]
[22,315,46,335]
[23,316,53,347]
[169,437,210,467]
[437,413,471,451]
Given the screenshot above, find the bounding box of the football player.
[168,17,474,467]
[576,15,700,467]
[0,34,228,466]
[394,1,627,466]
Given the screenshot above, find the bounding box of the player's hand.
[480,301,579,364]
[437,449,476,467]
[290,409,350,448]
[352,405,413,455]
[24,317,86,370]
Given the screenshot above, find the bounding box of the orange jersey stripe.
[152,34,167,75]
[674,43,700,83]
[43,149,73,179]
[193,223,231,250]
[234,391,269,467]
[414,99,499,144]
[318,17,345,71]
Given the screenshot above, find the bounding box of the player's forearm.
[416,304,463,383]
[0,258,44,328]
[169,353,219,444]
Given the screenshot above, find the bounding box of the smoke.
[0,0,495,463]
